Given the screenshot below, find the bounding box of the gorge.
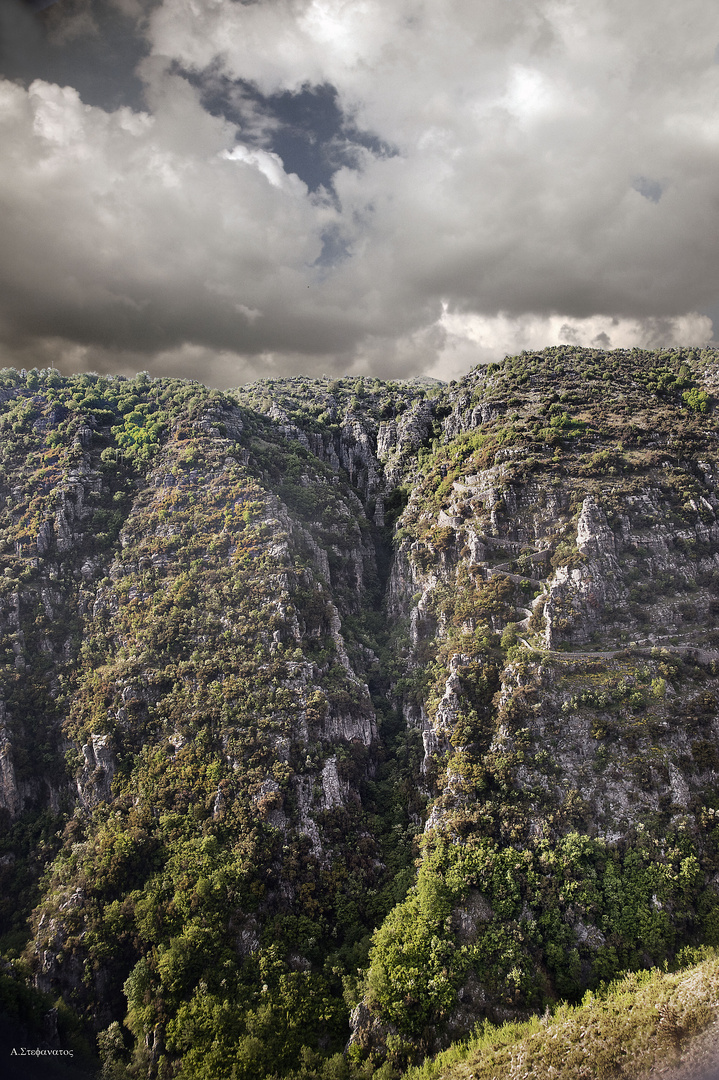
[0,346,718,1079]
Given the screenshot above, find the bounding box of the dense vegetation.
[0,347,718,1078]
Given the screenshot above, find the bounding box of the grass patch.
[403,951,719,1080]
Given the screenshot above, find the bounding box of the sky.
[1,0,719,386]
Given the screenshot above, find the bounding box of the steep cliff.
[0,349,718,1078]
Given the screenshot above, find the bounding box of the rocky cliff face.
[1,350,719,1077]
[340,349,719,1061]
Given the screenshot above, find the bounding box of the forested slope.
[0,348,718,1078]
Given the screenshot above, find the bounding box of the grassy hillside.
[404,950,719,1080]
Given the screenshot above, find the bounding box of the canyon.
[0,346,717,1078]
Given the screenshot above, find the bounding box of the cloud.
[3,0,719,382]
[0,72,339,352]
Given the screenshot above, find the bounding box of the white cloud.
[3,0,719,380]
[222,144,302,191]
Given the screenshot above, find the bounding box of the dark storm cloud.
[0,0,718,384]
[23,1,61,13]
[2,0,152,111]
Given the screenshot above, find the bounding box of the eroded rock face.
[36,521,54,556]
[77,734,116,808]
[542,496,626,649]
[346,1001,398,1059]
[445,973,493,1040]
[320,756,345,809]
[451,888,494,944]
[0,704,19,818]
[389,457,719,848]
